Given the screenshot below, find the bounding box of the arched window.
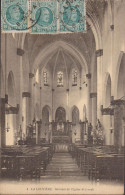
[43,70,48,86]
[72,69,77,86]
[57,71,63,87]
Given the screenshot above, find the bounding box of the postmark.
[2,0,28,32]
[59,0,86,33]
[31,0,57,34]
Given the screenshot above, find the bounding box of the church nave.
[0,0,125,194]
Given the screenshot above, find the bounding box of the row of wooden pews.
[1,144,54,180]
[69,144,124,182]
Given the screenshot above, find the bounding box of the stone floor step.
[42,152,84,178]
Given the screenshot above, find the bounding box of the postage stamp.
[59,0,86,33]
[30,0,57,34]
[1,0,28,32]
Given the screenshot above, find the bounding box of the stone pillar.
[5,106,19,145]
[102,107,114,145]
[36,121,39,144]
[111,100,125,149]
[122,117,125,146]
[17,48,24,134]
[49,123,52,143]
[22,92,30,139]
[86,73,92,123]
[66,89,69,120]
[90,93,97,128]
[0,98,6,147]
[96,49,103,121]
[52,89,54,120]
[29,73,34,123]
[80,121,84,144]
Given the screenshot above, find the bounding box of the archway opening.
[42,105,51,142]
[115,54,125,147]
[117,54,125,99]
[55,107,66,123]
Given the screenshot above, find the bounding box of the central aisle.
[41,152,88,181]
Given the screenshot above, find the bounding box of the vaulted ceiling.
[22,0,108,74]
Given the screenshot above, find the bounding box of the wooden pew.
[71,144,124,182]
[1,145,53,180]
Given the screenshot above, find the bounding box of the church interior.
[0,0,125,186]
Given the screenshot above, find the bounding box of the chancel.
[0,0,125,188]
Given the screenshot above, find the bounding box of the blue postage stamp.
[59,0,86,33]
[2,0,28,32]
[31,0,57,34]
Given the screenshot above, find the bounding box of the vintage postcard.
[0,0,124,195]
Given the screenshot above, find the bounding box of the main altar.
[52,121,72,152]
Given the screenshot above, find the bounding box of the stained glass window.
[72,69,77,86]
[57,71,63,87]
[43,71,48,86]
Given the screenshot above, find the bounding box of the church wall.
[5,34,21,105]
[102,1,125,99]
[101,1,125,145]
[41,88,52,116]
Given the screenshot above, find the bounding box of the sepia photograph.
[0,0,125,194]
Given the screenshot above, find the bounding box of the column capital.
[90,92,97,98]
[101,107,114,115]
[86,73,91,79]
[36,120,42,124]
[96,49,103,57]
[17,48,25,56]
[6,104,19,114]
[29,73,34,78]
[22,92,30,98]
[111,99,125,106]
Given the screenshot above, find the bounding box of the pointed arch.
[116,53,125,99]
[114,52,125,98]
[32,41,88,74]
[72,106,79,124]
[55,107,66,123]
[42,105,51,122]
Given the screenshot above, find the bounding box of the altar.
[52,136,71,152]
[54,143,69,152]
[52,108,72,152]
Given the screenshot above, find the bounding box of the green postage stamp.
[31,0,57,34]
[59,0,86,32]
[1,0,86,33]
[2,0,28,32]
